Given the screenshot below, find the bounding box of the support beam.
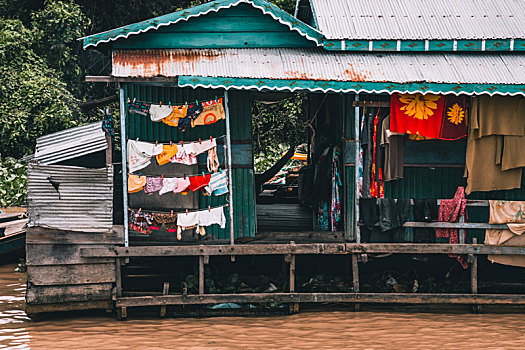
[224,90,235,246]
[118,86,129,247]
[351,254,360,292]
[82,243,525,258]
[160,282,170,318]
[116,293,525,307]
[199,256,205,295]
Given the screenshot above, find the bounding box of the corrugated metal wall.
[27,164,114,232]
[123,85,255,239]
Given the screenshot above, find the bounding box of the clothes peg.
[169,101,172,107]
[159,101,162,107]
[181,140,184,146]
[127,97,130,103]
[139,172,141,177]
[170,141,173,146]
[210,136,213,141]
[133,97,136,103]
[170,210,173,217]
[161,173,164,179]
[199,138,202,144]
[195,100,198,105]
[186,209,189,214]
[138,208,142,214]
[202,172,205,177]
[155,140,158,146]
[208,205,211,212]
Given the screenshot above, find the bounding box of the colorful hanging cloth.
[192,98,226,127]
[128,101,150,116]
[390,93,467,140]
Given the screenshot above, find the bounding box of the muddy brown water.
[2,264,525,349]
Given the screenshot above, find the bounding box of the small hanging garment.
[173,177,191,193]
[187,173,211,192]
[128,101,150,116]
[176,211,199,240]
[178,104,203,132]
[204,170,228,196]
[129,210,153,235]
[390,93,467,140]
[144,177,163,194]
[101,107,114,136]
[197,207,227,236]
[413,199,438,243]
[127,140,163,173]
[207,147,220,173]
[151,213,178,232]
[169,144,197,165]
[149,104,174,121]
[436,187,469,269]
[162,105,187,127]
[192,99,225,127]
[128,174,147,193]
[192,138,216,155]
[158,178,178,195]
[156,144,178,166]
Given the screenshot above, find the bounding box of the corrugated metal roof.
[34,122,108,165]
[112,48,525,85]
[82,0,323,49]
[27,164,113,232]
[309,0,525,40]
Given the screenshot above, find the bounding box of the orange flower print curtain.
[390,93,467,140]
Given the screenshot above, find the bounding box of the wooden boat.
[0,212,27,262]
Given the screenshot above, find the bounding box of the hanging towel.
[413,199,438,243]
[162,105,187,127]
[205,170,229,196]
[144,177,163,194]
[192,99,225,127]
[436,187,469,269]
[156,144,178,166]
[128,101,150,116]
[197,207,227,236]
[485,200,525,268]
[149,104,174,121]
[192,138,217,155]
[128,174,147,193]
[127,140,163,173]
[187,174,211,192]
[176,211,199,240]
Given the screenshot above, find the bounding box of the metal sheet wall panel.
[34,122,107,165]
[112,48,525,86]
[27,164,114,232]
[123,85,255,239]
[310,0,525,40]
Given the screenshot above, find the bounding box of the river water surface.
[1,263,525,349]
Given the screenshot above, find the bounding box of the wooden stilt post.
[288,254,299,313]
[471,238,479,313]
[199,255,205,294]
[352,254,360,311]
[115,258,127,321]
[160,282,170,318]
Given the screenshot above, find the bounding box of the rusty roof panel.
[112,48,525,85]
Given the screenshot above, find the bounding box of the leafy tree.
[0,157,27,207]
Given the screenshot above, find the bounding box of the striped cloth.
[205,170,228,196]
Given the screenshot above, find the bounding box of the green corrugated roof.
[82,0,323,49]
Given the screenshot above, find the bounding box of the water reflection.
[1,263,525,349]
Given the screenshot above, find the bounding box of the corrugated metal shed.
[27,164,114,232]
[112,48,525,85]
[309,0,525,40]
[34,122,107,165]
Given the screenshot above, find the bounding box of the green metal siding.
[123,84,255,239]
[113,4,316,49]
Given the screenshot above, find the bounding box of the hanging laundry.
[176,211,199,240]
[162,105,187,127]
[413,199,438,243]
[169,144,197,165]
[380,116,405,181]
[129,210,153,235]
[378,198,410,233]
[204,170,229,196]
[127,140,163,173]
[207,147,220,173]
[149,104,175,121]
[156,144,178,166]
[390,93,467,140]
[485,201,525,267]
[178,103,203,132]
[144,177,163,194]
[101,107,114,136]
[197,207,227,236]
[174,177,191,193]
[187,173,211,192]
[158,178,177,195]
[151,213,178,233]
[436,187,469,269]
[192,99,226,127]
[128,101,150,116]
[128,174,147,193]
[192,138,216,155]
[331,149,342,231]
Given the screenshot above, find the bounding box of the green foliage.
[0,18,79,159]
[31,0,90,95]
[254,143,292,173]
[0,157,27,207]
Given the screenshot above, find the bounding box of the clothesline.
[130,134,226,143]
[127,96,224,106]
[130,169,227,178]
[128,204,229,215]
